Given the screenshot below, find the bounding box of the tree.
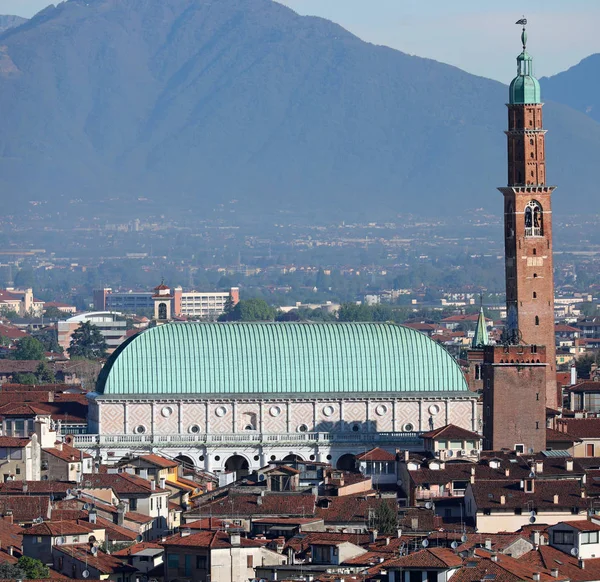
[222,294,235,317]
[13,336,46,360]
[31,328,63,354]
[576,354,596,380]
[68,321,108,359]
[17,555,50,579]
[219,298,275,322]
[12,372,38,385]
[35,361,56,384]
[0,563,25,579]
[371,500,399,535]
[43,306,66,319]
[3,309,19,321]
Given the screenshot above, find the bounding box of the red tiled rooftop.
[355,447,397,462]
[138,454,180,469]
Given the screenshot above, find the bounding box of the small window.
[532,248,536,255]
[168,554,180,568]
[530,152,534,159]
[536,422,540,429]
[533,273,538,278]
[535,316,540,326]
[530,138,534,146]
[515,444,525,454]
[536,393,539,401]
[533,292,537,298]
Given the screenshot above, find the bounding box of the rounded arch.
[283,454,304,462]
[336,453,357,472]
[524,200,543,236]
[175,455,196,470]
[225,454,250,477]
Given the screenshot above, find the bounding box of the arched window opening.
[533,292,537,298]
[530,152,534,158]
[524,200,543,237]
[533,273,538,278]
[530,138,534,146]
[475,364,481,380]
[535,316,540,326]
[158,302,167,320]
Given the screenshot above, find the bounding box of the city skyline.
[2,0,600,82]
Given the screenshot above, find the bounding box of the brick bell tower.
[498,22,557,409]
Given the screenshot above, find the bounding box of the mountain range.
[0,0,599,220]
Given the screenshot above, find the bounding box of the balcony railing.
[72,431,421,448]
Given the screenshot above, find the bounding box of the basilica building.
[79,322,478,473]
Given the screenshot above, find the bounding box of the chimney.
[470,474,475,484]
[385,537,390,546]
[566,459,574,472]
[117,503,125,527]
[490,553,498,562]
[531,531,540,548]
[257,496,263,506]
[89,510,97,525]
[230,533,240,547]
[505,468,510,477]
[579,559,585,570]
[370,529,378,543]
[485,539,492,550]
[471,466,476,476]
[397,529,402,539]
[150,480,156,491]
[533,573,541,582]
[500,496,506,505]
[535,460,543,474]
[553,494,559,504]
[582,489,587,499]
[3,511,13,525]
[404,450,410,462]
[571,364,577,386]
[159,477,166,490]
[181,528,191,538]
[551,569,559,578]
[22,484,28,493]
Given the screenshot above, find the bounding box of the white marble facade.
[85,394,480,472]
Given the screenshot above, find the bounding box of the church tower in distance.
[498,23,557,409]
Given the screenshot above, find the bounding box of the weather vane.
[516,17,527,50]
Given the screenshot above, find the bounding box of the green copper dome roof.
[96,322,468,397]
[509,28,541,105]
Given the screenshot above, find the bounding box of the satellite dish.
[447,450,454,457]
[461,535,467,543]
[82,570,90,579]
[49,494,54,502]
[136,534,144,543]
[422,539,429,548]
[571,548,579,557]
[83,503,91,511]
[66,489,72,496]
[56,536,65,546]
[91,546,98,556]
[451,541,459,549]
[528,448,535,454]
[425,502,433,510]
[529,516,536,524]
[529,471,535,478]
[258,474,266,481]
[530,510,536,517]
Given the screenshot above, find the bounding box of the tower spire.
[472,305,489,349]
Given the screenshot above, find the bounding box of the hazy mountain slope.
[0,15,26,34]
[0,0,597,219]
[541,54,600,123]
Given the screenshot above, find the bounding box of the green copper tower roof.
[509,24,541,105]
[96,322,468,397]
[471,307,489,349]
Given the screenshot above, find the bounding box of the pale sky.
[2,0,599,82]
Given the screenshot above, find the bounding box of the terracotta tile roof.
[24,520,95,536]
[138,454,180,468]
[518,545,600,582]
[0,495,50,522]
[546,428,580,443]
[355,447,397,462]
[421,424,482,441]
[558,519,600,531]
[385,547,463,569]
[197,492,315,517]
[0,436,30,447]
[92,516,139,541]
[342,550,389,566]
[82,473,168,494]
[162,530,264,549]
[112,541,164,557]
[568,381,600,394]
[470,480,588,510]
[0,324,27,340]
[43,443,92,462]
[0,402,48,416]
[557,418,600,439]
[185,517,230,530]
[50,509,89,521]
[451,550,568,582]
[314,496,395,524]
[124,510,153,524]
[54,544,137,574]
[456,533,528,553]
[0,480,74,496]
[284,532,371,554]
[0,515,23,549]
